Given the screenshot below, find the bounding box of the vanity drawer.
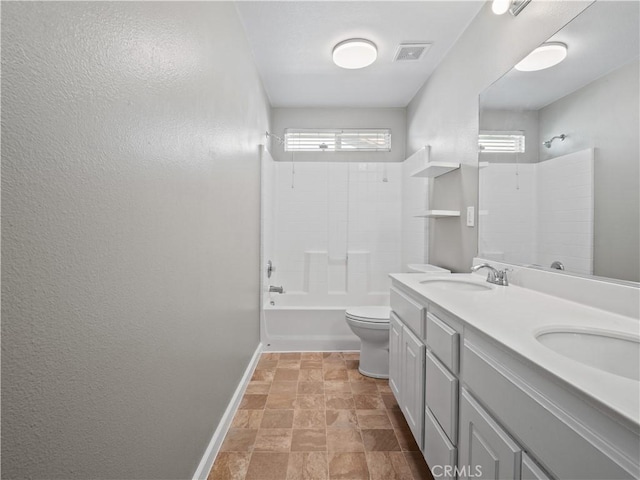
[424,405,457,474]
[425,349,458,444]
[391,287,425,338]
[426,312,459,374]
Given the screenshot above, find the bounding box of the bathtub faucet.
[269,285,285,294]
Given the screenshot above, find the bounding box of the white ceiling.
[481,1,640,110]
[235,1,484,108]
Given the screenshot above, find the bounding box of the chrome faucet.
[269,285,284,294]
[550,260,565,271]
[470,263,510,286]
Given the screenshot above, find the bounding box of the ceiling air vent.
[393,43,431,62]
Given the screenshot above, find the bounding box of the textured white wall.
[1,2,270,478]
[539,60,639,282]
[406,1,591,272]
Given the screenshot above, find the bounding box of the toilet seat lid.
[346,306,391,323]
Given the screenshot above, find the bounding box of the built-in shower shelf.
[414,210,461,218]
[405,145,430,164]
[406,145,460,178]
[410,161,460,178]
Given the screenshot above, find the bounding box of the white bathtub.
[261,293,390,352]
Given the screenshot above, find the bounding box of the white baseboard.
[192,343,264,480]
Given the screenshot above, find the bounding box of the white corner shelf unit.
[411,161,460,178]
[407,145,460,178]
[414,210,461,218]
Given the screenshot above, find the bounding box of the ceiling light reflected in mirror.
[515,42,568,72]
[492,0,531,16]
[492,0,510,15]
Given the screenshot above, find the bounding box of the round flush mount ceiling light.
[514,42,568,72]
[491,0,511,15]
[332,39,377,69]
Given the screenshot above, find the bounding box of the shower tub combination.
[259,152,416,352]
[261,293,390,352]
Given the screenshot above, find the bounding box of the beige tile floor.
[208,352,434,480]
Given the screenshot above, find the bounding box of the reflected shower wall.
[270,161,402,302]
[479,148,594,275]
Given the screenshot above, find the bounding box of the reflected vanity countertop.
[389,272,640,427]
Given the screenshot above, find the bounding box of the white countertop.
[389,272,640,427]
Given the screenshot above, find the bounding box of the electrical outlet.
[466,206,475,227]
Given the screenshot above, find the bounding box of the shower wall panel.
[272,161,402,300]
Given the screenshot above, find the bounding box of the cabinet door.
[389,313,403,402]
[458,388,522,480]
[425,349,458,444]
[424,405,457,475]
[521,453,551,480]
[401,326,426,449]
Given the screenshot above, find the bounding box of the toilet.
[345,306,392,379]
[345,265,451,378]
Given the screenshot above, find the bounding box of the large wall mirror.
[478,1,639,284]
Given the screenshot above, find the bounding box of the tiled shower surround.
[270,162,403,298]
[208,352,433,480]
[479,148,594,274]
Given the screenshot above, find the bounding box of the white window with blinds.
[284,128,392,152]
[478,131,525,153]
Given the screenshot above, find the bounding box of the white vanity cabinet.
[401,324,426,444]
[389,276,639,480]
[390,287,427,449]
[422,305,462,475]
[389,312,403,400]
[521,453,552,480]
[457,388,522,480]
[462,333,636,480]
[425,350,458,443]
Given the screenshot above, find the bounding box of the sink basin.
[536,329,640,381]
[419,278,492,292]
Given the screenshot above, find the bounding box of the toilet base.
[358,366,389,379]
[358,341,389,379]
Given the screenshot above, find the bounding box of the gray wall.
[271,107,406,163]
[1,2,270,479]
[406,1,592,272]
[539,60,639,282]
